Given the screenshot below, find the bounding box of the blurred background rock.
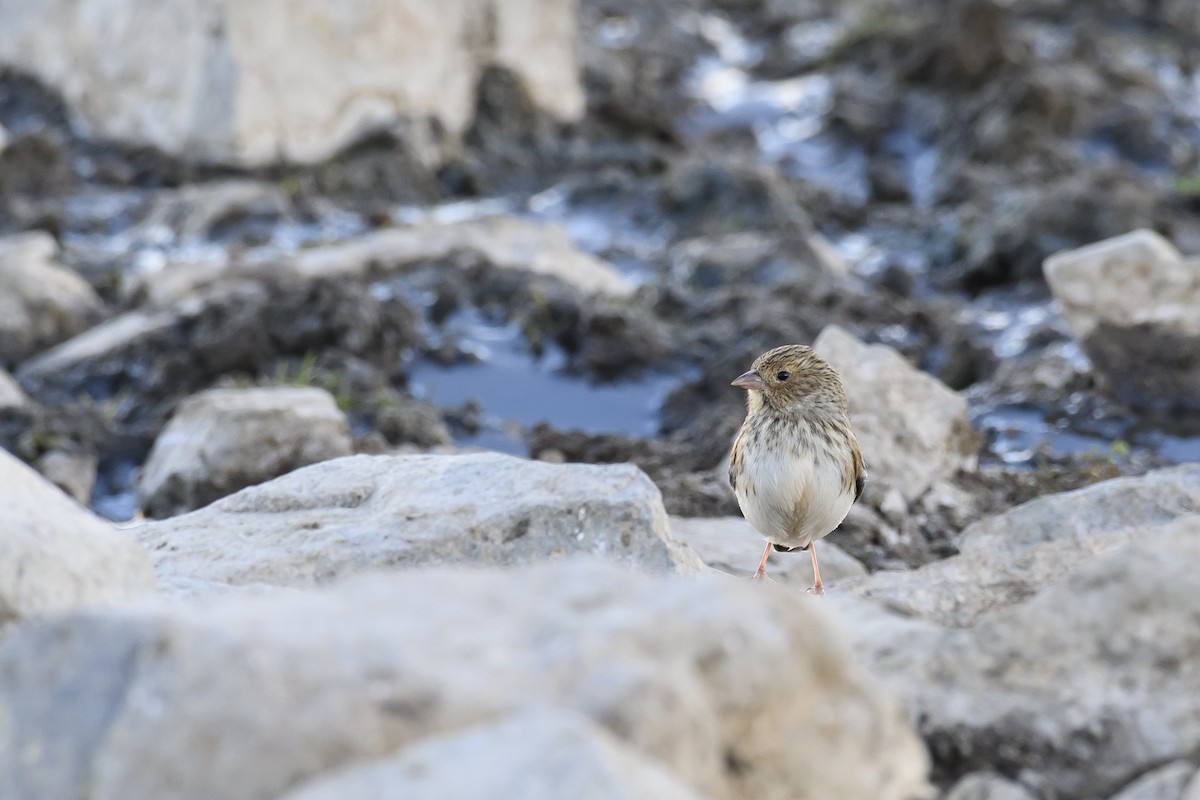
[2,0,1197,526]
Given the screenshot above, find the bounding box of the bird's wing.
[848,435,866,502]
[728,427,745,492]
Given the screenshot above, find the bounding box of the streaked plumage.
[728,344,865,592]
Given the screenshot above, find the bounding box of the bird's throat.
[746,390,766,416]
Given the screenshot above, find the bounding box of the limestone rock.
[852,519,1159,627]
[1108,762,1197,800]
[957,462,1200,555]
[868,523,1200,799]
[0,447,156,626]
[1043,229,1200,408]
[118,180,292,307]
[119,260,260,309]
[0,231,105,364]
[834,474,1200,796]
[1044,230,1197,338]
[16,309,174,389]
[0,0,583,166]
[136,179,289,240]
[669,515,866,588]
[1184,767,1200,800]
[943,773,1036,800]
[0,559,928,800]
[137,453,703,594]
[854,465,1200,626]
[137,386,354,518]
[279,708,709,800]
[0,367,29,409]
[294,215,635,296]
[813,324,978,502]
[36,449,98,506]
[669,230,849,285]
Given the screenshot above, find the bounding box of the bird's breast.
[733,426,855,548]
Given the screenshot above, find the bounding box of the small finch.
[728,344,865,594]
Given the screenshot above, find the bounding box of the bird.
[728,344,865,594]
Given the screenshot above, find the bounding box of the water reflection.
[409,313,679,455]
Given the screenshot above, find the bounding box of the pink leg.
[807,542,825,596]
[752,541,772,580]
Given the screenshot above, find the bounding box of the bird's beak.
[731,370,765,391]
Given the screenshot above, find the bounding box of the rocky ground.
[1,0,1200,798]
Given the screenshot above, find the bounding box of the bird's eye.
[776,370,790,381]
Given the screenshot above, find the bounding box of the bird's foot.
[751,568,773,582]
[806,582,825,596]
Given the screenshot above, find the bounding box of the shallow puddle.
[409,317,681,455]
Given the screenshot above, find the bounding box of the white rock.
[0,447,156,626]
[0,559,929,800]
[670,230,849,280]
[668,515,866,588]
[855,465,1200,626]
[137,386,353,518]
[813,324,977,502]
[0,0,583,165]
[1043,229,1200,407]
[119,259,251,309]
[36,450,98,506]
[16,309,173,383]
[0,231,105,363]
[852,519,1154,627]
[0,367,30,409]
[870,521,1200,799]
[804,229,852,276]
[1108,761,1197,800]
[957,462,1200,555]
[115,181,291,307]
[1184,767,1200,800]
[294,215,635,296]
[136,179,288,239]
[279,708,709,800]
[137,453,702,594]
[944,773,1036,800]
[1044,229,1198,338]
[879,487,908,526]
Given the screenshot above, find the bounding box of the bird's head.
[731,344,847,414]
